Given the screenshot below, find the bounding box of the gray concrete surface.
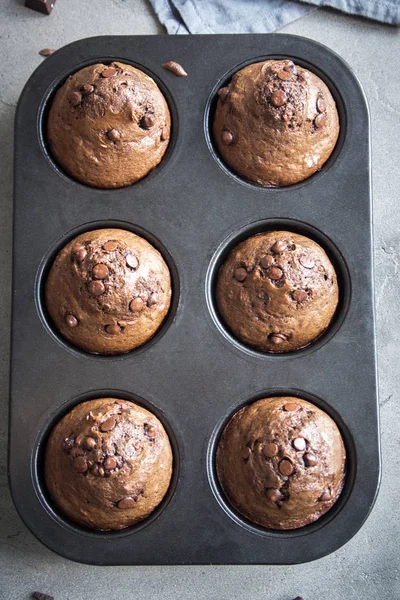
[0,1,399,598]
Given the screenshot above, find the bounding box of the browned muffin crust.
[47,62,171,188]
[45,228,171,354]
[216,231,338,353]
[213,59,339,186]
[45,398,173,531]
[216,397,346,530]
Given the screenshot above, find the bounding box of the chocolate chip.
[269,333,286,345]
[101,67,118,78]
[39,48,56,57]
[292,289,308,302]
[88,280,105,296]
[130,297,144,312]
[293,437,307,451]
[105,324,121,335]
[218,86,229,102]
[25,0,55,14]
[90,463,100,476]
[93,263,109,279]
[146,425,157,438]
[104,456,117,470]
[264,442,279,458]
[279,459,293,476]
[284,62,296,74]
[317,97,326,113]
[162,61,187,77]
[63,437,74,452]
[222,130,234,145]
[315,113,327,128]
[141,114,156,129]
[267,266,283,280]
[32,592,54,600]
[69,92,82,107]
[126,254,139,269]
[118,497,136,509]
[278,70,292,81]
[260,255,273,269]
[299,255,315,269]
[148,292,159,306]
[284,402,299,412]
[73,456,88,473]
[234,267,247,282]
[107,128,121,142]
[100,417,116,432]
[304,453,318,467]
[161,126,169,141]
[271,240,287,253]
[83,436,96,451]
[82,83,94,95]
[241,446,251,460]
[266,488,281,502]
[103,241,118,252]
[98,465,105,477]
[271,90,286,107]
[65,314,78,328]
[320,489,332,501]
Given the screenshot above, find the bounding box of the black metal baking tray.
[9,34,380,565]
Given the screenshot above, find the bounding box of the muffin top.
[47,62,171,188]
[216,397,346,530]
[216,231,338,353]
[45,228,172,354]
[45,398,173,530]
[213,59,339,186]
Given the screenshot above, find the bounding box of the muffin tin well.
[10,34,379,565]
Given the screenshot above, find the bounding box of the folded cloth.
[149,0,400,34]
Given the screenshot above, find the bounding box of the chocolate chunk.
[83,436,96,451]
[293,437,306,451]
[73,456,88,473]
[107,128,121,142]
[266,488,281,502]
[32,592,54,600]
[100,417,116,432]
[320,489,332,501]
[292,289,308,302]
[101,67,118,78]
[277,70,292,81]
[304,452,318,467]
[148,292,159,306]
[267,266,283,280]
[162,61,187,77]
[130,297,144,312]
[98,465,105,477]
[269,333,286,345]
[260,255,273,269]
[264,442,278,458]
[234,267,247,282]
[283,402,299,412]
[241,446,251,460]
[105,324,121,335]
[118,497,136,509]
[25,0,56,15]
[103,241,118,252]
[299,255,315,269]
[92,263,109,279]
[315,113,327,128]
[62,437,74,452]
[69,92,82,107]
[39,48,56,57]
[82,84,94,95]
[271,240,287,253]
[271,90,286,107]
[279,459,293,476]
[104,456,117,470]
[161,126,169,141]
[65,314,78,328]
[141,114,156,129]
[218,87,230,102]
[317,97,326,113]
[88,280,105,296]
[146,425,157,438]
[126,254,139,269]
[222,130,234,145]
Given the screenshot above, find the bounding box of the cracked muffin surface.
[216,230,338,353]
[213,59,339,186]
[216,397,346,530]
[45,228,172,354]
[47,62,171,188]
[45,398,173,530]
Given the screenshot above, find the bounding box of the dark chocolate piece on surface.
[25,0,56,15]
[32,592,54,600]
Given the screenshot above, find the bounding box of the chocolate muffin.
[45,398,173,530]
[216,231,338,352]
[213,59,339,186]
[216,397,346,530]
[47,62,171,188]
[45,228,171,354]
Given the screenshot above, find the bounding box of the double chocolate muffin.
[45,398,173,530]
[216,231,338,352]
[213,59,339,186]
[48,62,171,188]
[216,397,346,530]
[45,228,171,354]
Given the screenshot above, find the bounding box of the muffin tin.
[10,34,380,565]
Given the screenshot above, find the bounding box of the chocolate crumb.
[39,48,56,57]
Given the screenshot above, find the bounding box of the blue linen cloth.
[149,0,400,34]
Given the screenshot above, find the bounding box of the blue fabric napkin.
[149,0,400,34]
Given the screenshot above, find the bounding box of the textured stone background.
[0,1,399,598]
